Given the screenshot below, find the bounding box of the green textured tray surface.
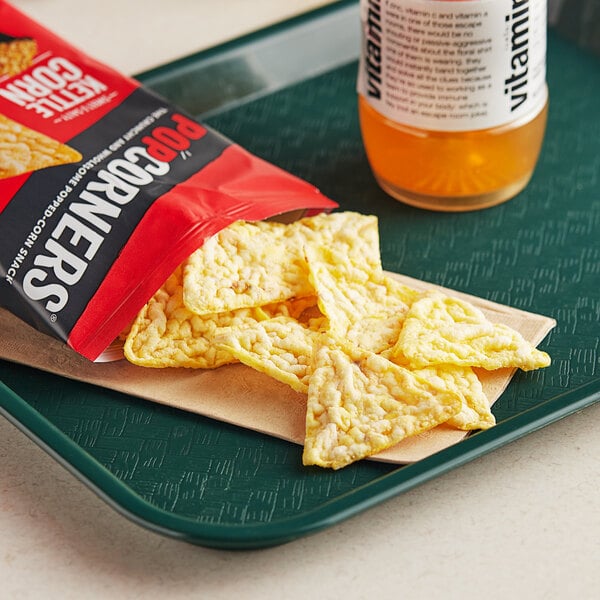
[1,2,599,549]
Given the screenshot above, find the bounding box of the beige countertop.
[1,2,599,599]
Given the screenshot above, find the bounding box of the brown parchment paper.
[0,273,556,464]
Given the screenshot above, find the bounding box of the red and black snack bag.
[0,1,337,361]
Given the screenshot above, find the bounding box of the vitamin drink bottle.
[358,0,548,211]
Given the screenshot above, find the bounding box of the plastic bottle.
[357,0,548,211]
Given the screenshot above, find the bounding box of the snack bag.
[0,1,337,361]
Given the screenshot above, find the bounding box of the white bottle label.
[358,0,547,132]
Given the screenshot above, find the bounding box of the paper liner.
[0,273,556,464]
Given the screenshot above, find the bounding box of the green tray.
[1,1,599,550]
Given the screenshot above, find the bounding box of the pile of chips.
[124,211,551,469]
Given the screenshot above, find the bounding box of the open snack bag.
[0,1,337,361]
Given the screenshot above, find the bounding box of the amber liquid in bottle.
[359,96,548,211]
[358,0,548,212]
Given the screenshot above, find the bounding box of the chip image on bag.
[0,113,82,179]
[0,31,36,77]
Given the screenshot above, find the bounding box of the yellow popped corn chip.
[124,266,267,369]
[303,336,462,469]
[305,243,419,352]
[183,219,310,315]
[216,316,325,393]
[434,365,496,430]
[297,211,382,272]
[383,348,495,431]
[182,212,380,316]
[346,314,407,355]
[394,291,551,371]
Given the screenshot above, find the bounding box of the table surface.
[1,2,599,599]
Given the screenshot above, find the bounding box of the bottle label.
[358,0,547,131]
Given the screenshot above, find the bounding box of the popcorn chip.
[0,113,82,179]
[124,266,267,369]
[302,336,463,469]
[305,242,418,352]
[298,211,382,272]
[182,211,380,316]
[0,33,37,77]
[438,365,496,430]
[346,314,407,355]
[216,316,325,393]
[394,291,551,371]
[183,219,308,315]
[384,347,495,431]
